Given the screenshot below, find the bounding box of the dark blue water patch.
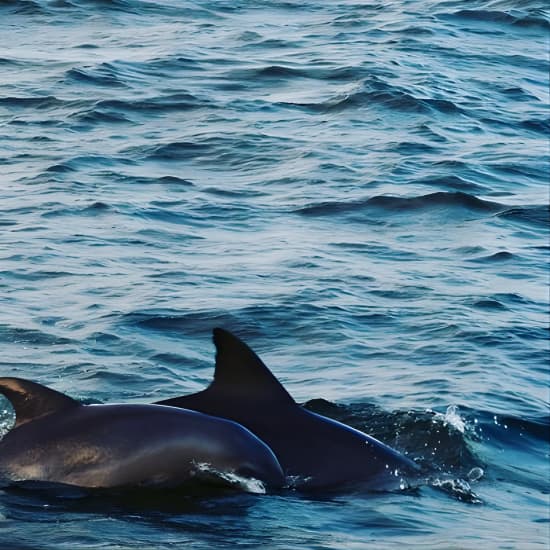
[121,311,243,338]
[411,175,489,194]
[279,76,466,115]
[369,286,431,301]
[499,86,541,102]
[458,324,548,352]
[133,228,204,249]
[71,107,132,125]
[227,63,363,84]
[0,265,77,281]
[0,0,50,15]
[240,36,302,50]
[0,95,79,111]
[1,480,268,522]
[92,93,212,114]
[446,9,550,31]
[497,205,550,228]
[41,201,112,218]
[0,57,22,66]
[42,0,158,16]
[97,172,195,188]
[507,324,549,343]
[396,25,435,36]
[296,192,504,219]
[469,410,550,491]
[66,65,129,88]
[117,56,205,78]
[471,299,508,311]
[479,114,547,138]
[151,352,196,369]
[391,141,442,155]
[66,58,196,88]
[0,489,293,550]
[478,411,550,447]
[0,325,73,346]
[157,176,194,187]
[121,303,345,346]
[487,293,535,309]
[140,141,211,162]
[251,65,310,80]
[202,186,267,198]
[62,155,137,170]
[132,132,297,170]
[520,117,550,135]
[44,163,77,174]
[138,202,254,228]
[365,192,502,213]
[330,242,419,262]
[412,122,449,144]
[304,65,365,82]
[468,251,516,263]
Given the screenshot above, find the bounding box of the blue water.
[1,0,549,547]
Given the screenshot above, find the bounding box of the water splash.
[430,476,483,504]
[192,462,267,495]
[0,410,13,438]
[433,405,466,434]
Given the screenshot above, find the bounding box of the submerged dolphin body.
[0,377,284,491]
[157,329,419,491]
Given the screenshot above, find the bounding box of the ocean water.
[0,0,549,548]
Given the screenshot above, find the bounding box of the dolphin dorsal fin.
[211,328,295,403]
[0,377,80,428]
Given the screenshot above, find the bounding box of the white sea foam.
[434,405,466,433]
[193,462,267,494]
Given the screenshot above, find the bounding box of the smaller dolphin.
[0,377,284,491]
[157,328,419,491]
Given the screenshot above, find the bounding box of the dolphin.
[156,328,419,491]
[0,377,284,491]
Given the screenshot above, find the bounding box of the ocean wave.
[469,251,516,263]
[0,0,50,15]
[97,93,209,113]
[411,175,489,194]
[40,201,112,219]
[66,65,129,88]
[0,95,77,110]
[296,191,504,218]
[121,311,242,336]
[279,78,465,115]
[448,8,550,30]
[127,132,294,171]
[228,63,362,84]
[0,324,73,346]
[2,0,222,20]
[497,205,550,228]
[520,118,550,135]
[139,141,210,161]
[471,299,509,311]
[69,93,211,126]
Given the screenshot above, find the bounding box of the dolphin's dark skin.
[0,377,284,491]
[157,328,419,491]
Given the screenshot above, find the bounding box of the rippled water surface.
[1,0,549,548]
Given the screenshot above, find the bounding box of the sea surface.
[0,0,549,548]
